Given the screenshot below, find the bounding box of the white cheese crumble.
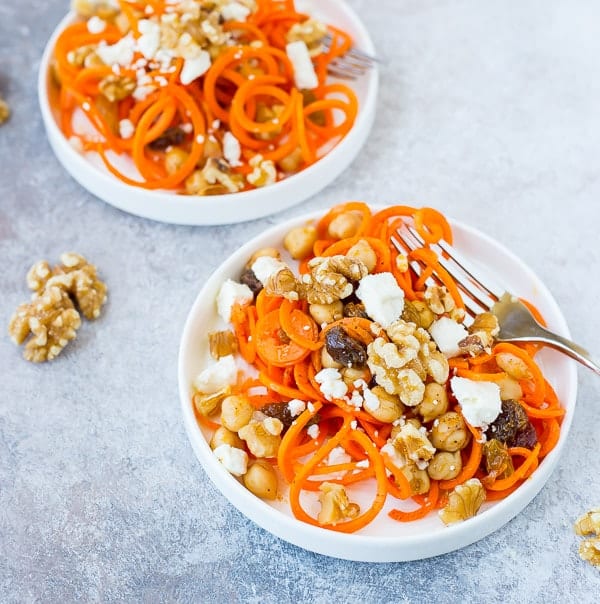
[356,459,370,469]
[429,317,469,358]
[450,376,502,430]
[362,388,380,412]
[68,136,83,152]
[380,442,405,468]
[314,368,348,401]
[193,355,237,393]
[327,446,351,466]
[213,444,248,476]
[287,399,306,417]
[223,131,242,167]
[180,51,211,85]
[216,279,253,323]
[96,35,136,67]
[285,41,318,90]
[137,19,161,59]
[307,424,320,439]
[118,118,135,139]
[221,2,251,21]
[87,16,106,34]
[251,256,287,284]
[356,272,405,328]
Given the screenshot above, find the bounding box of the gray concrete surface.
[1,0,600,602]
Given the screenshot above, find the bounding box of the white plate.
[37,2,378,225]
[177,208,577,562]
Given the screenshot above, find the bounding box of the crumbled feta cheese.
[216,279,253,323]
[132,85,155,101]
[251,256,287,284]
[118,118,135,139]
[96,35,136,67]
[307,402,315,413]
[213,444,248,476]
[180,51,211,85]
[287,399,306,417]
[356,459,370,469]
[450,376,502,429]
[348,390,363,408]
[356,272,405,328]
[429,317,469,358]
[87,16,106,34]
[327,446,351,466]
[314,368,348,401]
[223,131,242,167]
[307,424,319,439]
[137,19,161,59]
[286,41,318,89]
[362,388,380,412]
[350,420,357,430]
[380,442,405,467]
[221,2,251,21]
[193,355,237,393]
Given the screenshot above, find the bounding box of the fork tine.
[322,33,378,65]
[403,225,500,311]
[390,234,487,319]
[327,63,370,79]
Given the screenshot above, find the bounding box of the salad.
[51,0,358,195]
[191,202,564,532]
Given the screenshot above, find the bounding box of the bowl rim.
[37,3,379,225]
[177,207,578,562]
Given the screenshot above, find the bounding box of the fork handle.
[506,329,600,376]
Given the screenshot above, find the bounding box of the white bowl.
[177,209,577,562]
[38,1,378,225]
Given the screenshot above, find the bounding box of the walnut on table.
[574,507,600,568]
[9,286,81,362]
[9,253,107,362]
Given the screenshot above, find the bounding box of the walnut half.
[439,478,486,525]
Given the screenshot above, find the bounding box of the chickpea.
[284,225,318,260]
[210,426,244,450]
[327,212,362,239]
[497,375,523,401]
[203,135,222,159]
[246,247,281,269]
[341,367,371,389]
[238,420,282,458]
[364,386,404,423]
[390,418,421,440]
[277,147,303,173]
[427,451,462,480]
[401,463,431,495]
[309,301,343,326]
[220,395,254,432]
[347,239,377,273]
[165,147,189,175]
[417,382,449,423]
[430,412,470,451]
[495,352,532,380]
[321,347,343,369]
[243,460,278,500]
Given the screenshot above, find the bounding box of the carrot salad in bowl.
[191,203,565,532]
[51,0,359,195]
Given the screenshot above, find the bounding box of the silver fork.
[392,224,600,376]
[322,33,379,79]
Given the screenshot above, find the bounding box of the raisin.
[512,423,538,449]
[486,399,537,449]
[240,267,262,296]
[325,325,367,368]
[260,402,320,432]
[147,127,185,150]
[343,302,369,320]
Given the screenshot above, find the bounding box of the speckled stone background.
[1,0,600,602]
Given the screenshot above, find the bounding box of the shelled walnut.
[439,478,486,525]
[8,286,81,362]
[574,507,600,568]
[9,253,107,362]
[0,95,10,125]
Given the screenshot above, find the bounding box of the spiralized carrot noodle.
[52,1,361,196]
[192,202,566,532]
